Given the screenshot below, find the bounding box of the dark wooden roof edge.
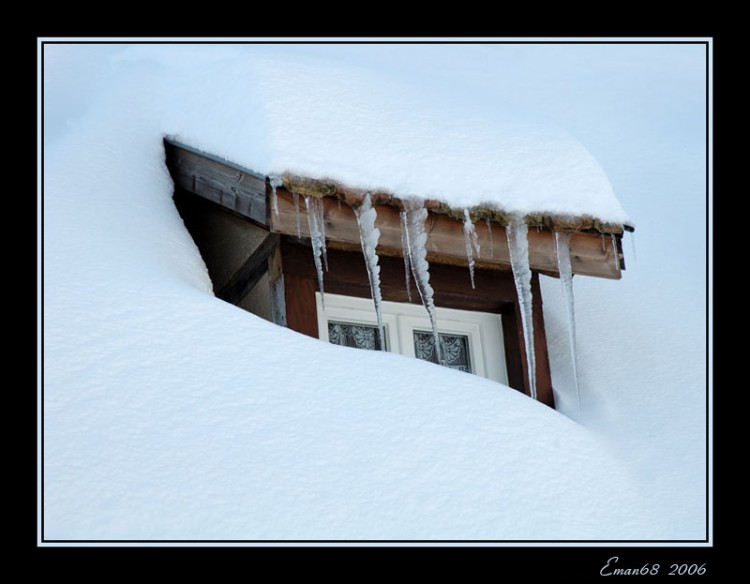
[164,138,268,227]
[164,137,266,182]
[164,138,634,236]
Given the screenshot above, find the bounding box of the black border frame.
[37,37,713,557]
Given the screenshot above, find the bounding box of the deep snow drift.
[41,42,708,541]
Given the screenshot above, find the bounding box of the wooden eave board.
[271,189,622,279]
[164,140,268,226]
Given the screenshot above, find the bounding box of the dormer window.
[166,138,628,410]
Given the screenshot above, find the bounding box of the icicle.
[315,196,329,272]
[555,231,581,409]
[471,219,480,259]
[463,213,476,289]
[463,209,481,289]
[506,217,537,400]
[485,217,494,257]
[629,230,637,262]
[353,194,386,350]
[611,233,621,275]
[403,200,441,361]
[399,211,413,303]
[293,192,301,238]
[399,211,418,302]
[305,195,327,308]
[269,176,283,217]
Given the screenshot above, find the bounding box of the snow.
[41,41,708,541]
[250,50,629,224]
[52,43,631,226]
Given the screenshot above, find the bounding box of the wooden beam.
[216,233,280,304]
[500,304,526,394]
[280,239,519,313]
[164,139,268,226]
[530,273,554,408]
[284,274,319,339]
[267,246,287,327]
[271,190,623,280]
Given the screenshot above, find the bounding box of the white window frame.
[316,292,508,384]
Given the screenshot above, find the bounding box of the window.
[316,293,508,384]
[413,331,471,372]
[328,322,385,351]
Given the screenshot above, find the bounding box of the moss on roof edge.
[277,172,631,235]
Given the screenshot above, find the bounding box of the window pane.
[413,332,471,373]
[328,322,383,351]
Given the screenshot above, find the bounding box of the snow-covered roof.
[124,45,631,227]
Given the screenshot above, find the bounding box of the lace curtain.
[413,332,471,372]
[327,322,471,374]
[328,322,383,351]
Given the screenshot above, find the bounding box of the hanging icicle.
[399,210,413,303]
[629,230,637,262]
[269,176,283,217]
[315,196,329,272]
[293,192,301,238]
[305,195,328,308]
[506,216,537,400]
[555,231,581,409]
[463,209,481,289]
[353,194,386,350]
[403,199,441,361]
[611,233,621,275]
[485,217,494,257]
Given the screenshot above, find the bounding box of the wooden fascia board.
[164,139,268,227]
[271,189,623,280]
